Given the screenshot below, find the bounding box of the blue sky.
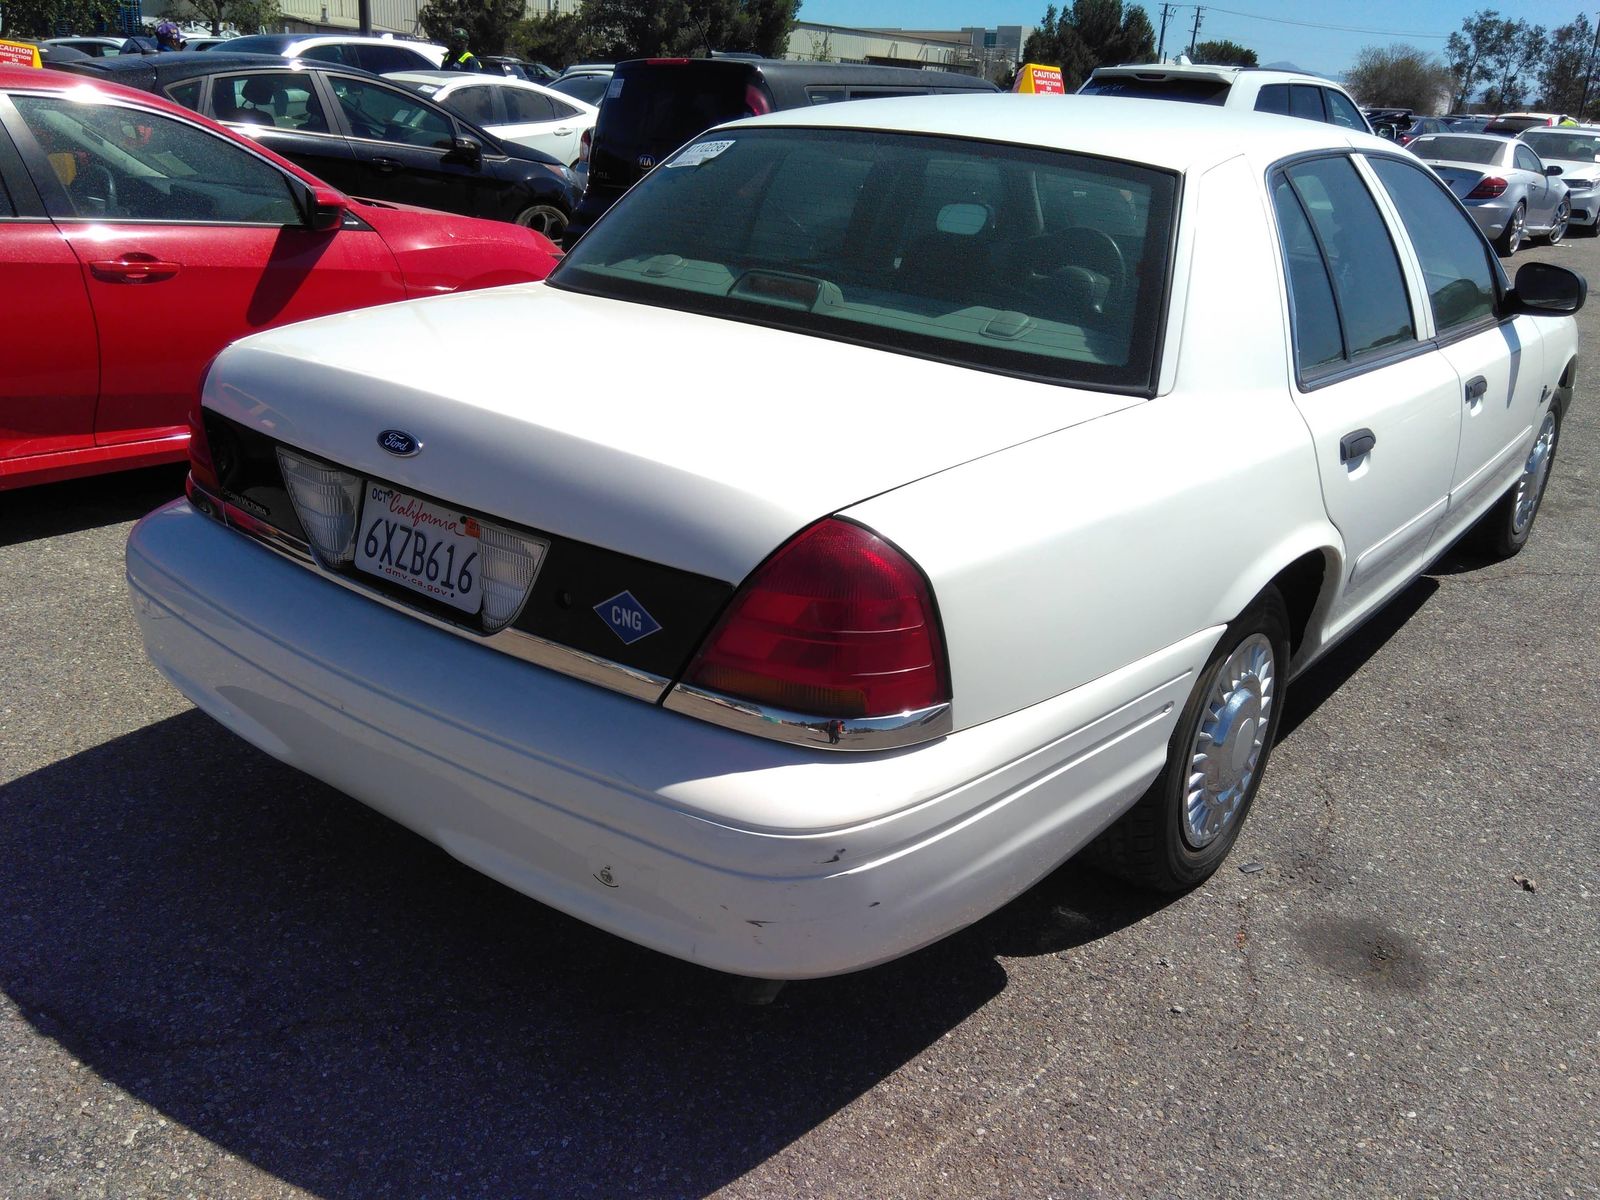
[796,1,1588,78]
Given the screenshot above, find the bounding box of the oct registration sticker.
[668,140,734,168]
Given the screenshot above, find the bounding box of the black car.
[52,53,581,237]
[548,64,614,108]
[567,57,998,247]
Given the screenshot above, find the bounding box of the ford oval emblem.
[637,154,657,171]
[377,429,421,457]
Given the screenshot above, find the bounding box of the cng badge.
[595,590,661,645]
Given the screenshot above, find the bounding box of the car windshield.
[1078,76,1229,105]
[1412,136,1505,165]
[1522,130,1600,161]
[551,128,1177,393]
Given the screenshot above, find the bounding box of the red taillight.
[1467,176,1508,199]
[682,519,950,719]
[579,126,592,163]
[188,404,219,491]
[744,83,772,117]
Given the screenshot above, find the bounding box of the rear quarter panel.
[845,154,1338,729]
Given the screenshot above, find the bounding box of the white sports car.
[126,96,1584,980]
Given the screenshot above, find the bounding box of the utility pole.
[1188,6,1204,57]
[1580,12,1600,122]
[359,0,371,35]
[1157,2,1173,63]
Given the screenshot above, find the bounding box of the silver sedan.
[1408,132,1568,255]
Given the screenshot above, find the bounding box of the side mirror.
[446,136,482,167]
[1509,262,1587,315]
[305,184,348,232]
[1374,122,1397,141]
[1545,164,1564,176]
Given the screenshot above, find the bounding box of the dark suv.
[565,56,997,247]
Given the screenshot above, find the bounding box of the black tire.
[1474,405,1560,560]
[1089,587,1291,893]
[516,203,568,241]
[1493,202,1526,257]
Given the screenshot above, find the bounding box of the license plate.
[354,485,482,615]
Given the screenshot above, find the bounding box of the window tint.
[445,84,500,126]
[1276,156,1415,369]
[300,44,348,65]
[1271,177,1343,369]
[503,89,556,123]
[1513,145,1542,173]
[1368,156,1496,333]
[1255,84,1290,116]
[14,96,299,225]
[212,74,329,133]
[1521,130,1600,161]
[0,171,13,218]
[553,128,1178,392]
[1078,77,1229,104]
[357,44,430,73]
[1289,86,1325,122]
[1324,90,1366,130]
[550,98,584,120]
[807,86,845,105]
[330,78,454,147]
[166,79,203,111]
[1411,136,1504,165]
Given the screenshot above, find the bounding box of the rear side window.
[166,79,203,111]
[503,89,556,123]
[1255,84,1289,116]
[299,44,348,66]
[1289,86,1325,122]
[445,84,499,127]
[1368,156,1497,334]
[1513,145,1543,174]
[1271,178,1343,369]
[1272,155,1416,376]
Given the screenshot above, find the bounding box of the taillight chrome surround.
[662,683,952,751]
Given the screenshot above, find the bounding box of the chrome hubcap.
[1184,634,1275,849]
[1511,411,1557,535]
[1553,203,1569,241]
[1508,208,1524,250]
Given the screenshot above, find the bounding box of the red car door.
[6,91,407,450]
[0,122,99,472]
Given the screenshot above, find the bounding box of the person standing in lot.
[443,27,483,72]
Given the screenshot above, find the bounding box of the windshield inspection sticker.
[668,139,735,167]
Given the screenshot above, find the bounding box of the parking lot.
[3,228,1597,1199]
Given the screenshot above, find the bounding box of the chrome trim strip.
[197,485,669,703]
[662,684,952,752]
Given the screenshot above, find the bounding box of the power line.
[1189,5,1452,40]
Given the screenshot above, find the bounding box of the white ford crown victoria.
[127,95,1582,979]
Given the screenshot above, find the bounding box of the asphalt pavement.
[2,234,1597,1200]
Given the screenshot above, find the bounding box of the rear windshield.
[1521,130,1600,161]
[1411,136,1505,164]
[551,128,1177,393]
[597,65,757,157]
[213,35,295,54]
[1484,116,1549,133]
[1078,76,1229,105]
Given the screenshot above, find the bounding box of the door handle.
[552,128,573,135]
[1465,375,1488,403]
[1339,428,1377,463]
[88,256,181,283]
[371,156,400,172]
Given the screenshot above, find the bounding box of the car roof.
[48,52,382,84]
[1089,62,1340,87]
[385,69,592,102]
[732,92,1393,174]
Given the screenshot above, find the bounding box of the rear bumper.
[126,500,1213,978]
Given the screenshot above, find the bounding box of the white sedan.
[385,70,597,166]
[126,96,1583,980]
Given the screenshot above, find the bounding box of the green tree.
[419,0,526,56]
[1480,20,1545,111]
[1343,45,1453,112]
[1021,0,1156,90]
[176,0,282,37]
[1539,15,1594,116]
[0,0,119,37]
[573,0,798,60]
[1445,10,1523,111]
[513,10,587,69]
[1190,38,1255,67]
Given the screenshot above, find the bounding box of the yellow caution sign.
[1012,63,1065,94]
[0,38,43,68]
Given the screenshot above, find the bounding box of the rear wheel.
[1474,406,1560,559]
[516,203,567,242]
[1089,587,1290,892]
[1494,202,1526,257]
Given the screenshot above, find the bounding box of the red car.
[0,65,561,490]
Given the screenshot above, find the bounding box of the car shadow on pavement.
[0,464,187,547]
[5,709,1065,1200]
